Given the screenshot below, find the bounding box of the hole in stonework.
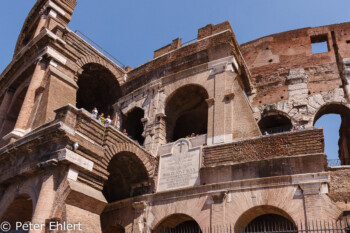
[310,34,329,54]
[346,40,350,44]
[268,59,273,63]
[281,96,284,99]
[259,112,292,134]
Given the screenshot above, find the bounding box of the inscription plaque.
[157,139,201,192]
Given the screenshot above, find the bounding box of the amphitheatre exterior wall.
[0,1,350,232]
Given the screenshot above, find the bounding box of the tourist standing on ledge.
[91,107,98,119]
[98,113,105,124]
[105,115,112,127]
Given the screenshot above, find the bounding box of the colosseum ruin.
[0,0,350,232]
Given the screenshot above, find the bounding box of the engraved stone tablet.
[157,139,201,192]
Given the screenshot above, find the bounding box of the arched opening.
[313,103,350,165]
[154,214,202,233]
[103,152,150,203]
[0,87,28,143]
[258,111,292,135]
[235,205,296,232]
[102,225,125,233]
[122,107,145,145]
[77,63,122,117]
[165,85,209,142]
[0,194,33,231]
[244,214,297,232]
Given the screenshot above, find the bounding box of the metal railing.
[74,30,126,69]
[121,219,350,233]
[328,159,342,167]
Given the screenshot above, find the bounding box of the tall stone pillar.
[30,172,55,233]
[132,201,148,233]
[210,192,227,227]
[5,59,47,141]
[207,67,235,145]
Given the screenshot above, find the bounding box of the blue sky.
[1,0,350,159]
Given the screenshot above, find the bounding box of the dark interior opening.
[165,85,208,142]
[103,152,150,203]
[122,107,145,145]
[258,113,292,134]
[77,63,121,117]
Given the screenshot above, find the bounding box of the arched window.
[77,63,122,117]
[122,107,145,145]
[313,103,350,165]
[258,111,292,135]
[103,152,150,203]
[154,214,202,233]
[165,84,209,142]
[0,194,33,231]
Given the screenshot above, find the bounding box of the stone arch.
[153,213,202,232]
[235,205,296,231]
[104,143,154,177]
[312,102,350,165]
[165,84,209,142]
[312,102,350,125]
[102,149,151,203]
[258,109,293,134]
[76,55,125,85]
[76,62,122,117]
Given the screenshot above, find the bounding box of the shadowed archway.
[103,151,150,203]
[77,63,122,117]
[165,84,209,142]
[122,107,145,145]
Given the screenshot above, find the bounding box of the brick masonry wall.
[203,128,324,167]
[328,168,350,203]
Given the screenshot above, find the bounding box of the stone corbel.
[299,183,321,195]
[205,98,215,107]
[155,112,166,120]
[132,201,148,213]
[211,191,228,204]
